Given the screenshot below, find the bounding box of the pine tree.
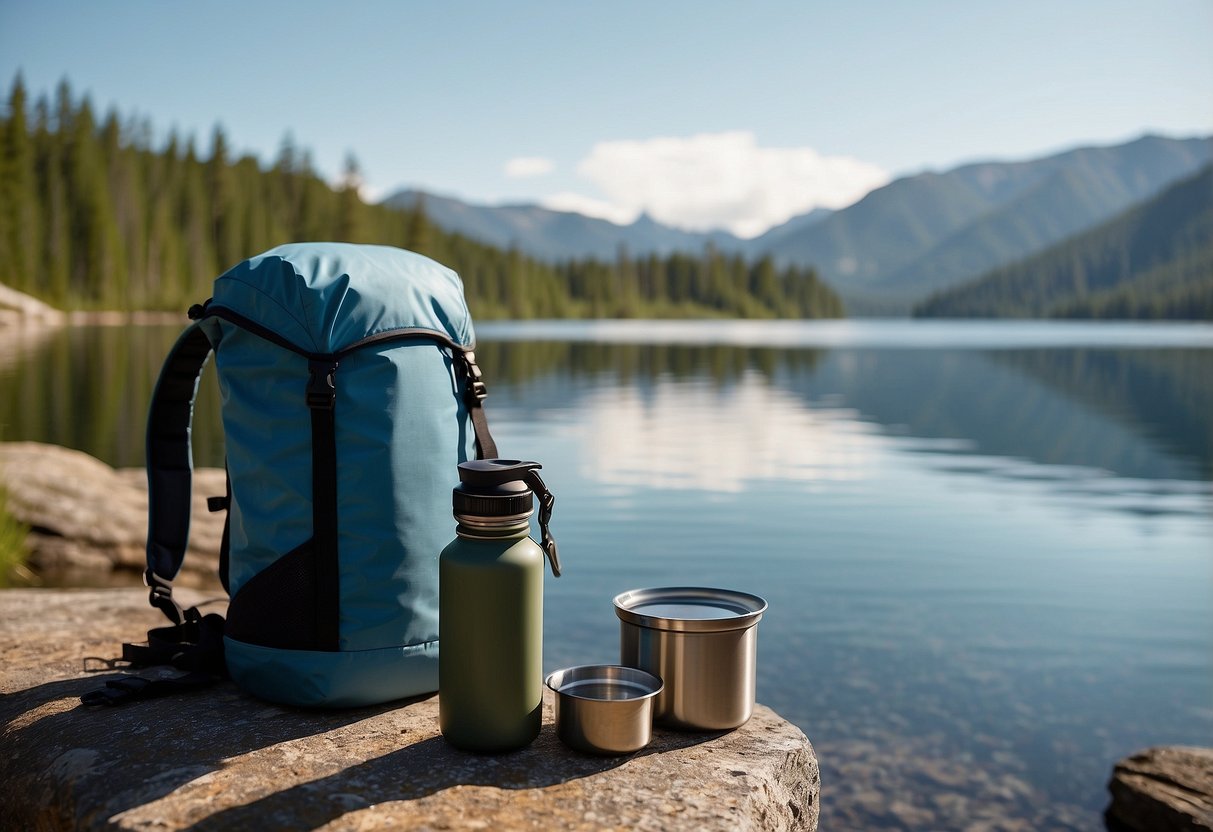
[178,136,215,302]
[64,94,126,304]
[101,108,136,305]
[614,244,640,317]
[207,125,241,272]
[1,74,42,292]
[751,256,781,315]
[40,89,72,304]
[336,151,365,242]
[404,198,435,255]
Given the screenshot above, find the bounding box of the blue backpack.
[128,243,496,708]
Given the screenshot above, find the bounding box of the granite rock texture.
[0,442,225,583]
[0,588,819,831]
[1107,746,1213,831]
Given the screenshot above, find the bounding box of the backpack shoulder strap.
[145,321,214,624]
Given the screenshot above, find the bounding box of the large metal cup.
[615,587,767,731]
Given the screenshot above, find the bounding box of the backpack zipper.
[193,301,470,360]
[191,301,489,406]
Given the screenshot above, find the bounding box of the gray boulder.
[0,442,225,583]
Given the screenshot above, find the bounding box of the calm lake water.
[3,318,1212,831]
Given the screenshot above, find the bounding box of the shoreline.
[64,309,190,326]
[0,282,189,328]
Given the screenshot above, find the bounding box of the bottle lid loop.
[455,460,562,578]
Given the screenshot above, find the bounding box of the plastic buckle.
[187,298,211,321]
[463,351,488,401]
[306,360,338,410]
[144,568,184,625]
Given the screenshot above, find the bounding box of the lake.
[3,318,1212,830]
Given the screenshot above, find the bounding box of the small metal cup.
[545,665,663,755]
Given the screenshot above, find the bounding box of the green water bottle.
[439,459,562,752]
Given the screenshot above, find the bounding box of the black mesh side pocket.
[226,538,321,651]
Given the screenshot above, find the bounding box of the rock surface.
[0,442,225,584]
[0,588,819,831]
[1107,746,1213,831]
[0,281,65,325]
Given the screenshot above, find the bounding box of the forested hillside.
[756,134,1211,305]
[0,77,842,319]
[913,165,1213,319]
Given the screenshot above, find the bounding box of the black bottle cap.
[452,459,562,577]
[452,460,540,518]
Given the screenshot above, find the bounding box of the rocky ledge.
[0,442,225,584]
[1107,746,1213,831]
[0,588,819,831]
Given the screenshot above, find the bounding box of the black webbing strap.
[208,464,232,595]
[84,611,228,707]
[307,360,341,652]
[120,611,228,676]
[81,672,220,707]
[145,322,214,624]
[461,350,498,459]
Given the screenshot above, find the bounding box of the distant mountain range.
[382,191,763,260]
[913,164,1213,319]
[759,135,1211,303]
[382,134,1211,312]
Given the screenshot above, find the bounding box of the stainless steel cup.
[545,665,663,755]
[614,587,767,731]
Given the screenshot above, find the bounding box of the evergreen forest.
[914,165,1213,320]
[0,76,843,320]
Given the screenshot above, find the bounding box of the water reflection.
[569,377,871,492]
[2,325,1210,490]
[476,339,1211,488]
[0,322,60,375]
[1,323,223,467]
[994,349,1213,479]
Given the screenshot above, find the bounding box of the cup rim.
[613,586,767,633]
[545,664,664,702]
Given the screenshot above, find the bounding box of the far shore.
[0,282,188,328]
[63,309,190,326]
[0,308,189,329]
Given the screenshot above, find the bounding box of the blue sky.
[2,0,1210,236]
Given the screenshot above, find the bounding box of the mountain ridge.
[912,164,1213,319]
[384,189,753,261]
[382,133,1211,308]
[757,134,1212,301]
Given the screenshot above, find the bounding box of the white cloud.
[538,191,638,226]
[568,131,889,238]
[504,156,555,178]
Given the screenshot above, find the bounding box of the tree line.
[0,75,843,319]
